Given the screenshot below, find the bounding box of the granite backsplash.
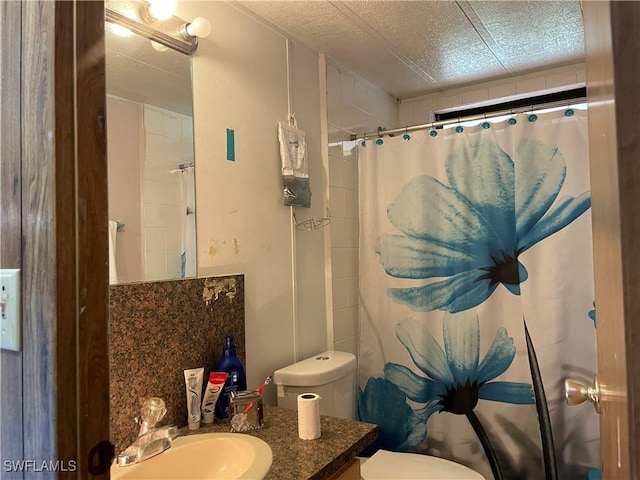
[109,275,245,452]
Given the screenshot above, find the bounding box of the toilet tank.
[273,350,356,419]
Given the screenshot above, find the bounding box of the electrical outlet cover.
[0,269,21,352]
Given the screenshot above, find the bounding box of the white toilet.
[273,350,485,480]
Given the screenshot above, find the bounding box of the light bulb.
[151,40,169,52]
[185,17,211,38]
[108,22,133,37]
[147,0,176,21]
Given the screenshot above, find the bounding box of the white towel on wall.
[108,220,118,284]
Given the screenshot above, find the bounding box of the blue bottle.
[214,335,247,419]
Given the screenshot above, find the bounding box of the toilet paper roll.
[297,393,321,440]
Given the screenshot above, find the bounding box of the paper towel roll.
[297,393,321,440]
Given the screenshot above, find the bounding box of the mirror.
[106,22,197,284]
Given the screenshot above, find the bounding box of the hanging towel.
[108,220,118,284]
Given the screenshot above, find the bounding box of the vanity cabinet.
[328,458,361,480]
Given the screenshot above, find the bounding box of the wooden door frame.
[55,1,110,477]
[584,1,640,478]
[1,1,109,478]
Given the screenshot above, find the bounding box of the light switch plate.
[0,269,21,352]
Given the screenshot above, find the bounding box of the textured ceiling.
[105,1,585,111]
[238,0,585,99]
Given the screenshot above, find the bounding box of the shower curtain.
[178,167,196,278]
[357,108,599,479]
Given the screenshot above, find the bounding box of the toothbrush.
[231,375,272,432]
[257,375,272,394]
[243,375,271,414]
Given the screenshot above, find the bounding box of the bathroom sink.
[110,432,273,479]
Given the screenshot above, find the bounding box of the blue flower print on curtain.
[377,139,591,313]
[588,301,596,327]
[357,377,438,452]
[385,310,534,479]
[385,311,535,411]
[375,137,592,479]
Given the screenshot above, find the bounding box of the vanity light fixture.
[108,22,134,38]
[145,0,177,21]
[184,17,212,39]
[150,40,169,52]
[105,0,210,55]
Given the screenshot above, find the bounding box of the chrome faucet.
[116,397,179,467]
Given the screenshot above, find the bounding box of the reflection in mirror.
[106,21,196,284]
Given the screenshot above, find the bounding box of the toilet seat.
[360,450,486,480]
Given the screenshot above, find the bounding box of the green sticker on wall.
[226,128,235,161]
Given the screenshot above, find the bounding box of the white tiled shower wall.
[142,105,194,281]
[326,62,399,355]
[324,61,585,356]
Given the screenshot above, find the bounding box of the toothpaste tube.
[184,367,204,430]
[201,372,229,423]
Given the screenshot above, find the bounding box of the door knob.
[564,377,600,414]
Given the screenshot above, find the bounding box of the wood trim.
[54,1,110,478]
[0,0,22,265]
[610,2,640,478]
[20,0,57,468]
[54,1,80,475]
[75,1,110,477]
[583,0,628,475]
[584,1,640,478]
[1,0,110,475]
[0,0,25,472]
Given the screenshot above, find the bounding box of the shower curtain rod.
[169,162,194,173]
[350,97,586,141]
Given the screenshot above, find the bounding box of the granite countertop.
[180,405,378,480]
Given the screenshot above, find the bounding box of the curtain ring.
[402,126,411,141]
[481,113,491,129]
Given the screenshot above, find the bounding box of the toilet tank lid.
[273,351,356,387]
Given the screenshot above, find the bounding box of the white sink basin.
[111,433,273,479]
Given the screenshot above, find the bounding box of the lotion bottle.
[214,335,247,418]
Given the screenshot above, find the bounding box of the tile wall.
[325,62,399,356]
[107,95,144,284]
[142,105,194,281]
[399,63,585,125]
